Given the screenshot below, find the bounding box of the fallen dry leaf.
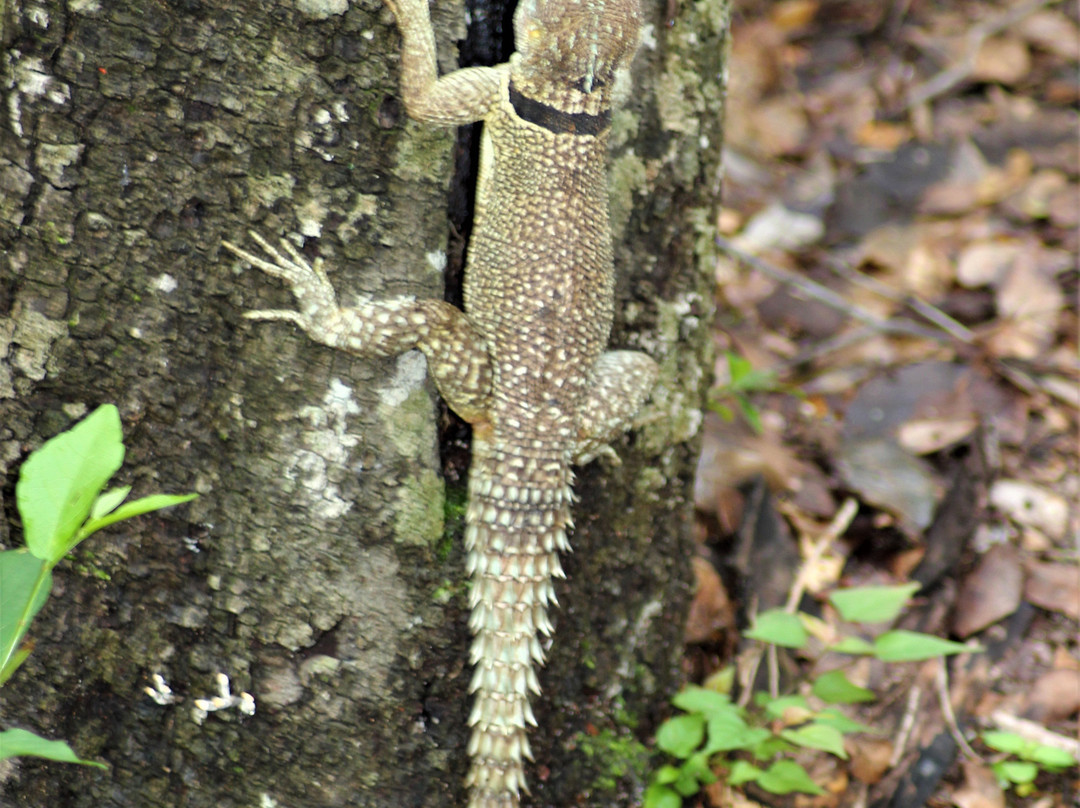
[985,246,1066,359]
[770,0,819,32]
[847,737,893,784]
[1022,668,1080,723]
[685,555,735,644]
[735,201,824,253]
[952,543,1023,638]
[919,139,993,215]
[974,149,1033,206]
[1007,169,1070,220]
[973,36,1031,86]
[838,437,938,531]
[746,96,811,157]
[1048,182,1079,229]
[951,760,1006,808]
[955,239,1023,288]
[854,120,910,151]
[989,479,1069,541]
[1018,9,1080,60]
[1024,560,1080,621]
[897,416,977,455]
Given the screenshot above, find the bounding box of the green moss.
[439,482,468,561]
[393,125,454,184]
[377,383,439,458]
[394,468,444,546]
[574,727,652,794]
[70,548,113,582]
[608,150,648,242]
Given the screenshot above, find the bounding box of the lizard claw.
[223,230,340,327]
[242,309,309,327]
[573,442,622,467]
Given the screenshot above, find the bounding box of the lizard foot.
[222,231,340,329]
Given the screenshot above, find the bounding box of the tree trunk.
[0,0,727,805]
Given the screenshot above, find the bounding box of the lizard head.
[512,0,642,113]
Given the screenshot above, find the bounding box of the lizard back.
[459,2,642,803]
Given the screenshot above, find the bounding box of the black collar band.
[509,83,610,136]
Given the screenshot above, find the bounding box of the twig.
[737,645,763,710]
[767,643,780,700]
[822,254,975,343]
[738,594,763,710]
[775,324,883,373]
[993,358,1080,407]
[716,236,948,343]
[850,781,869,808]
[935,657,980,761]
[890,684,922,767]
[784,497,859,613]
[989,709,1080,760]
[905,0,1058,109]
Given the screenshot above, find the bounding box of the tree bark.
[0,0,727,805]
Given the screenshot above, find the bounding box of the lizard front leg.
[223,232,493,424]
[384,0,502,125]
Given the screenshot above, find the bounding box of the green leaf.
[653,764,681,785]
[736,395,764,434]
[656,714,705,758]
[0,728,107,768]
[1025,743,1077,769]
[702,712,760,754]
[759,693,810,720]
[873,630,977,662]
[780,722,849,759]
[679,752,717,786]
[0,550,52,681]
[756,759,826,795]
[711,401,735,422]
[726,759,763,786]
[701,665,735,694]
[76,493,197,543]
[643,783,682,808]
[981,730,1027,756]
[726,352,776,392]
[672,686,734,717]
[745,609,808,649]
[829,582,920,623]
[752,735,794,759]
[672,766,705,796]
[16,404,124,564]
[829,636,876,655]
[812,669,876,704]
[88,486,131,521]
[813,709,874,735]
[993,760,1038,785]
[0,642,33,686]
[981,731,1077,770]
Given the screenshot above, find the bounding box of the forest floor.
[680,0,1078,805]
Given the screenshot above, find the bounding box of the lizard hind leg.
[573,350,658,465]
[222,231,495,424]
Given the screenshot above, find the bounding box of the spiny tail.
[462,448,572,808]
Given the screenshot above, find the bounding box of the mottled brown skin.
[223,0,656,804]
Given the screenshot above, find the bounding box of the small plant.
[708,351,799,434]
[0,404,196,768]
[645,584,980,806]
[981,730,1079,796]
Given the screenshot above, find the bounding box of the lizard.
[222,0,657,804]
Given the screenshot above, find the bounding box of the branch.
[905,0,1058,109]
[716,236,950,343]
